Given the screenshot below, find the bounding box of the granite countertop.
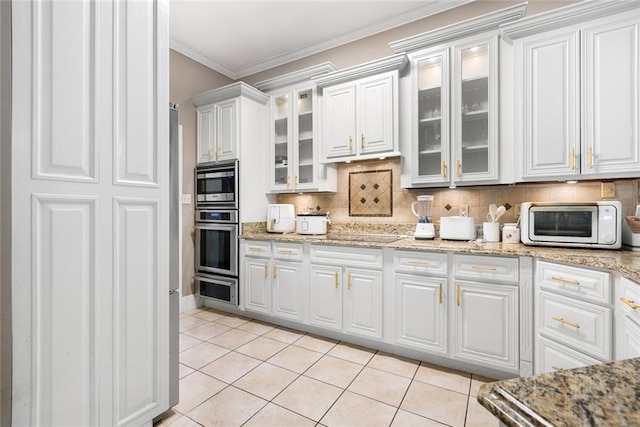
[476,357,640,427]
[241,223,640,283]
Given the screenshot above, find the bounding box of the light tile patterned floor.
[155,307,498,427]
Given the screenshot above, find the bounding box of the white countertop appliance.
[622,205,640,251]
[267,204,295,233]
[296,212,330,235]
[439,216,475,240]
[521,201,621,249]
[411,195,435,239]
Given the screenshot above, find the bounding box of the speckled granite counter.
[241,222,640,283]
[476,357,640,427]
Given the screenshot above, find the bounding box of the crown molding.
[255,62,337,92]
[170,39,239,80]
[313,54,408,88]
[389,2,527,53]
[192,82,269,108]
[501,0,639,44]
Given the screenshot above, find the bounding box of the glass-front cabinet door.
[452,36,499,183]
[412,47,449,184]
[295,87,316,190]
[272,91,291,190]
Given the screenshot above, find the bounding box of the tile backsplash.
[276,158,640,225]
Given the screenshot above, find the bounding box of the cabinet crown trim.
[313,54,407,88]
[255,62,337,92]
[389,2,526,53]
[500,0,640,43]
[192,81,269,107]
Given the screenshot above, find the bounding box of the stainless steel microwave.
[195,160,238,209]
[521,201,621,249]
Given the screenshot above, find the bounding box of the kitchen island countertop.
[476,357,640,427]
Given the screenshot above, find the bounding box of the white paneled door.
[12,1,169,426]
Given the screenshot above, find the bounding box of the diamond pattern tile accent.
[349,169,392,217]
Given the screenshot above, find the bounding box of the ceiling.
[169,0,474,80]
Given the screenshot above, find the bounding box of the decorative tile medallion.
[349,169,392,217]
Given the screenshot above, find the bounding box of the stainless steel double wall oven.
[194,160,239,305]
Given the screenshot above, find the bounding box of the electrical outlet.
[601,182,616,199]
[182,194,192,205]
[460,205,469,216]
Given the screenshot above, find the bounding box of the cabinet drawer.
[310,245,382,269]
[537,260,611,304]
[538,291,612,361]
[394,251,447,276]
[452,254,519,283]
[618,277,640,324]
[272,242,303,261]
[536,337,601,375]
[245,240,272,258]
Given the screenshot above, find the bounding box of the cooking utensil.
[489,204,497,223]
[495,206,506,222]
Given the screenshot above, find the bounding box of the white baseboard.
[180,294,202,313]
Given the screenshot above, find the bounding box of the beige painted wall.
[170,49,234,296]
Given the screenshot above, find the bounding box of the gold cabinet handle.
[457,160,462,177]
[277,248,294,254]
[334,271,339,288]
[552,316,580,329]
[273,264,278,279]
[438,283,443,304]
[208,147,213,158]
[588,146,594,169]
[349,136,353,152]
[456,285,461,307]
[361,134,365,150]
[620,298,640,310]
[442,161,447,178]
[217,145,221,159]
[286,175,290,188]
[347,272,352,289]
[264,263,268,279]
[570,148,575,170]
[407,260,429,265]
[472,265,497,271]
[248,245,264,252]
[294,175,298,189]
[551,276,580,286]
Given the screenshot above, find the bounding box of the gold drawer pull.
[349,136,353,152]
[347,272,352,289]
[439,283,443,304]
[264,263,268,279]
[334,271,339,288]
[456,285,461,307]
[588,146,594,169]
[552,316,580,329]
[407,260,429,266]
[361,134,365,150]
[273,264,278,279]
[551,276,580,286]
[620,298,640,310]
[570,148,575,170]
[441,161,447,178]
[278,248,294,254]
[472,265,497,271]
[248,246,264,252]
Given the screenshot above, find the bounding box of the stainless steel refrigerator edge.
[169,103,179,407]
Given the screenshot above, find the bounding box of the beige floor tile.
[182,322,231,341]
[267,345,323,374]
[232,362,298,400]
[273,376,343,421]
[207,328,259,350]
[179,315,209,333]
[327,342,376,365]
[400,381,468,427]
[182,307,209,316]
[214,314,250,328]
[470,374,495,397]
[191,309,224,322]
[162,415,202,427]
[348,367,411,407]
[320,391,397,427]
[236,336,289,361]
[244,403,316,427]
[264,326,306,344]
[199,351,261,384]
[367,352,419,379]
[178,363,195,379]
[304,355,363,388]
[179,334,202,352]
[466,397,499,427]
[187,386,267,427]
[293,334,338,353]
[153,409,182,426]
[179,342,230,370]
[237,320,276,335]
[391,409,447,426]
[413,363,471,395]
[173,371,226,415]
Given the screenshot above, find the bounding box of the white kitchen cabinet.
[392,4,526,187]
[256,63,337,193]
[343,268,383,340]
[309,264,343,331]
[244,257,271,314]
[272,261,304,321]
[503,3,640,181]
[193,82,269,164]
[537,336,601,373]
[615,277,640,360]
[314,54,407,162]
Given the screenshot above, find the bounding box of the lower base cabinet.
[616,277,640,359]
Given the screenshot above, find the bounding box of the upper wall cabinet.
[193,82,269,164]
[256,63,338,193]
[502,2,640,181]
[314,54,408,163]
[391,3,526,188]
